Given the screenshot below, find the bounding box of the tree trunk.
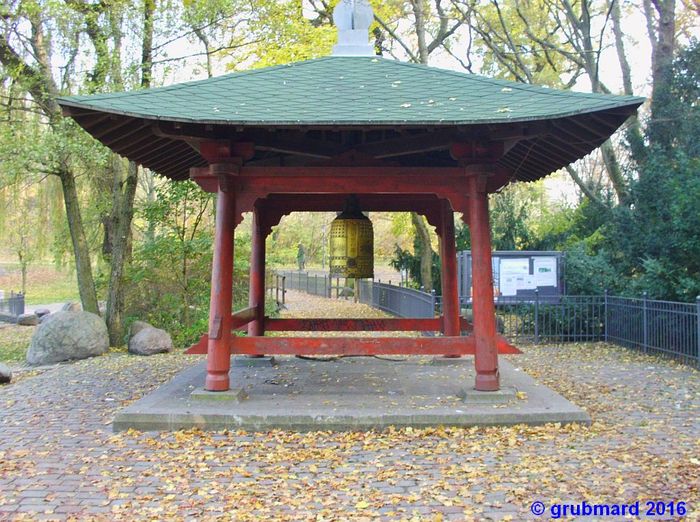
[105,0,154,344]
[410,0,429,64]
[600,140,630,205]
[609,0,646,163]
[407,2,435,293]
[411,212,434,293]
[58,169,99,314]
[105,161,138,345]
[648,0,677,150]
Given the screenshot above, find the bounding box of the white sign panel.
[499,258,530,296]
[533,257,557,287]
[500,258,529,275]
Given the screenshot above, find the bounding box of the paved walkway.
[0,291,698,520]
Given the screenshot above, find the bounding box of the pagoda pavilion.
[58,1,643,393]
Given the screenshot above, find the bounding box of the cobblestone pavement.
[0,292,698,521]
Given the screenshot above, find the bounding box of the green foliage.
[245,0,336,68]
[605,42,700,301]
[561,244,621,296]
[122,181,231,347]
[472,0,580,87]
[389,238,441,293]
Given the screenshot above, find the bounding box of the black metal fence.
[271,272,700,367]
[441,290,699,367]
[274,271,334,298]
[271,271,437,317]
[0,291,25,322]
[357,280,436,318]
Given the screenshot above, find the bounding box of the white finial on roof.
[332,0,375,57]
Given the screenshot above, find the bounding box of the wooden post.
[440,200,462,355]
[205,177,236,391]
[467,175,500,391]
[247,207,266,355]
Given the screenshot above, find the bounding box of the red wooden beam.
[240,166,465,178]
[204,178,236,391]
[185,334,518,355]
[265,317,472,332]
[230,336,520,356]
[187,334,208,354]
[231,306,258,329]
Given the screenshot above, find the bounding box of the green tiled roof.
[58,56,643,126]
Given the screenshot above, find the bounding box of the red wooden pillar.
[205,177,236,391]
[467,175,500,391]
[440,200,462,354]
[247,207,266,341]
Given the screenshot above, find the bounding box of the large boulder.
[129,320,153,338]
[128,327,173,356]
[34,308,51,318]
[0,363,11,384]
[16,313,39,326]
[27,311,109,365]
[61,302,82,312]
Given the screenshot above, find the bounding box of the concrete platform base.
[233,356,276,368]
[190,388,248,402]
[113,356,590,432]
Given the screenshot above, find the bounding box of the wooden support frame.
[247,207,266,342]
[265,317,471,332]
[467,173,501,391]
[191,140,514,393]
[204,175,236,392]
[439,199,461,355]
[188,335,520,356]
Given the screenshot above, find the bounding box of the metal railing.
[275,271,332,298]
[271,271,436,318]
[471,290,699,367]
[272,272,700,367]
[495,293,605,344]
[357,280,436,318]
[606,293,698,364]
[0,291,25,322]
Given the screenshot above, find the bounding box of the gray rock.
[27,311,109,365]
[61,302,82,312]
[0,363,11,384]
[129,321,153,339]
[34,308,51,318]
[16,313,39,326]
[128,327,173,356]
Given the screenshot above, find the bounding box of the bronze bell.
[329,196,374,279]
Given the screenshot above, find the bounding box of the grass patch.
[0,325,34,363]
[0,264,79,305]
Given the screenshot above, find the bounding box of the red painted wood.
[186,333,517,355]
[240,166,465,178]
[186,334,208,354]
[450,141,504,162]
[199,141,232,163]
[247,209,266,337]
[230,336,521,356]
[238,175,459,197]
[205,179,236,392]
[231,306,257,329]
[265,317,471,332]
[440,200,461,341]
[467,174,500,391]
